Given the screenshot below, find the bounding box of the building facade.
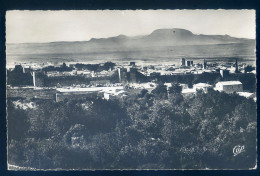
[215,81,243,93]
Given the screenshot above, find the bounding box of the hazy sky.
[6,10,255,43]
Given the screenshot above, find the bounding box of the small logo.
[233,145,245,156]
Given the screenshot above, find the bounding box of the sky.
[6,10,255,43]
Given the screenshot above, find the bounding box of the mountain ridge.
[6,28,255,56]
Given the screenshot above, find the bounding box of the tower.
[118,68,121,82]
[203,59,207,69]
[32,71,44,87]
[181,58,185,66]
[129,68,137,82]
[220,69,230,78]
[130,62,136,67]
[235,58,239,73]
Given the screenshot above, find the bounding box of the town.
[7,58,256,102]
[6,9,257,170]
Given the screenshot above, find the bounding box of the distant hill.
[6,28,255,58]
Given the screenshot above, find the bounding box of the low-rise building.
[236,92,255,99]
[56,86,124,102]
[193,83,213,92]
[127,82,156,92]
[181,88,196,95]
[220,69,230,78]
[215,81,243,93]
[181,83,212,95]
[104,90,127,100]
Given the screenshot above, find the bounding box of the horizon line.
[6,27,255,45]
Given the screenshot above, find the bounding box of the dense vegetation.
[7,85,256,169]
[42,63,73,72]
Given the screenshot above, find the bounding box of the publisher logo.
[233,145,245,156]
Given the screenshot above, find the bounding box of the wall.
[223,84,243,93]
[7,88,56,100]
[56,91,99,102]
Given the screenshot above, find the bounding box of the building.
[181,83,212,95]
[220,69,230,78]
[104,90,127,100]
[181,58,186,66]
[215,81,243,93]
[118,68,122,82]
[235,58,239,73]
[203,59,207,69]
[193,83,213,92]
[130,62,136,67]
[118,68,138,83]
[237,92,254,99]
[182,88,196,95]
[142,66,148,72]
[150,72,161,77]
[128,82,156,92]
[32,71,45,87]
[183,60,193,67]
[130,71,137,82]
[89,79,111,85]
[118,68,128,82]
[164,83,172,90]
[23,66,31,73]
[149,65,155,70]
[56,86,124,102]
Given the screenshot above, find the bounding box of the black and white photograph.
[6,10,257,170]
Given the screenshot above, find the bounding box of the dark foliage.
[7,88,256,169]
[244,65,254,73]
[42,63,73,72]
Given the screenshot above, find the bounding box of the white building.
[104,90,126,100]
[215,81,243,93]
[237,92,254,99]
[56,86,125,102]
[193,83,213,92]
[181,83,212,95]
[128,82,156,92]
[181,88,196,95]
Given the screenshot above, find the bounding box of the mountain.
[6,28,255,57]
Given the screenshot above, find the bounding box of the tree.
[103,62,116,71]
[168,83,182,94]
[244,65,254,73]
[7,83,257,169]
[151,83,168,99]
[7,99,30,140]
[139,89,148,97]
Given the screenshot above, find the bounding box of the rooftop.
[182,88,196,94]
[57,86,124,93]
[194,83,212,88]
[217,81,242,85]
[237,92,254,98]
